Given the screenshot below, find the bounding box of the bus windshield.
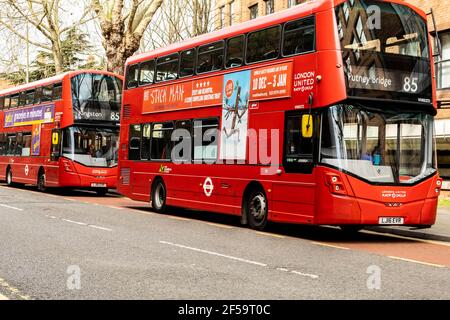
[62,126,119,168]
[336,0,432,103]
[71,73,122,122]
[320,104,436,185]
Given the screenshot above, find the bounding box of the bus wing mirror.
[301,115,313,139]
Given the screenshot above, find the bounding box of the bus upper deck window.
[226,35,245,68]
[53,83,63,100]
[197,41,224,74]
[246,26,281,64]
[156,54,179,82]
[126,64,139,89]
[180,49,196,78]
[139,60,155,86]
[283,16,315,56]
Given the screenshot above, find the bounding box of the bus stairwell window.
[283,16,315,56]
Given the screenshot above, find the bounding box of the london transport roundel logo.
[225,80,234,99]
[203,177,214,197]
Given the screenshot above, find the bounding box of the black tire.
[6,168,14,187]
[96,188,108,196]
[151,179,167,213]
[37,171,46,192]
[245,188,268,231]
[340,225,364,234]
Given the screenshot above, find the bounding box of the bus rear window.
[283,16,315,56]
[246,26,281,64]
[156,54,179,82]
[197,41,224,74]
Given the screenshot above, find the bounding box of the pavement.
[367,207,450,242]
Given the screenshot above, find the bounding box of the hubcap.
[154,183,165,209]
[250,194,266,221]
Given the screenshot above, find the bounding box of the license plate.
[379,217,404,225]
[91,183,107,188]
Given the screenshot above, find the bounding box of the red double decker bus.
[0,70,123,195]
[118,0,442,231]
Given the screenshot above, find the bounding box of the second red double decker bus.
[0,70,123,194]
[118,0,442,231]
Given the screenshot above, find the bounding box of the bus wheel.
[37,171,46,192]
[246,189,268,231]
[96,188,108,196]
[340,225,363,234]
[6,168,14,187]
[151,179,167,213]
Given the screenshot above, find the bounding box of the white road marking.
[108,206,124,210]
[62,219,87,226]
[291,270,320,279]
[160,241,267,267]
[388,256,446,268]
[276,268,289,272]
[88,225,113,232]
[0,204,23,211]
[311,242,350,250]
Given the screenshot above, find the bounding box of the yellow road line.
[206,222,234,229]
[361,230,450,247]
[0,277,31,300]
[0,293,9,300]
[388,256,446,268]
[311,242,350,250]
[254,231,285,238]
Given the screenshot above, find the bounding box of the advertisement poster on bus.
[31,124,41,156]
[4,104,54,128]
[220,70,251,160]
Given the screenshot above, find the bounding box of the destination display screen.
[336,0,432,104]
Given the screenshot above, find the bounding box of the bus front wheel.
[151,179,167,213]
[245,189,268,231]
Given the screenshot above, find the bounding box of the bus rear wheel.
[37,171,46,192]
[151,179,167,213]
[245,189,268,231]
[6,168,14,187]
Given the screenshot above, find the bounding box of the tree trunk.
[52,41,63,73]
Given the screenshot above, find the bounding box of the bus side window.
[6,134,17,156]
[15,133,23,156]
[126,64,139,89]
[226,35,245,69]
[141,124,151,160]
[0,133,6,155]
[197,41,224,74]
[10,94,19,109]
[19,92,26,107]
[180,49,196,78]
[42,85,53,102]
[156,54,179,82]
[284,113,315,174]
[0,96,4,110]
[193,118,219,163]
[34,88,43,105]
[283,16,315,57]
[25,90,35,106]
[22,133,32,156]
[246,26,281,64]
[151,122,174,160]
[53,83,63,100]
[139,60,155,86]
[173,120,192,163]
[4,96,11,109]
[129,124,142,160]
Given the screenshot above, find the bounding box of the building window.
[219,6,225,28]
[249,4,258,20]
[265,0,274,15]
[229,1,235,26]
[437,31,450,90]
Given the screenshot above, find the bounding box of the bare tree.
[0,0,94,74]
[92,0,164,75]
[142,0,217,52]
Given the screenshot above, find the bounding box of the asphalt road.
[1,183,450,300]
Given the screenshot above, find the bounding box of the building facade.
[215,0,450,188]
